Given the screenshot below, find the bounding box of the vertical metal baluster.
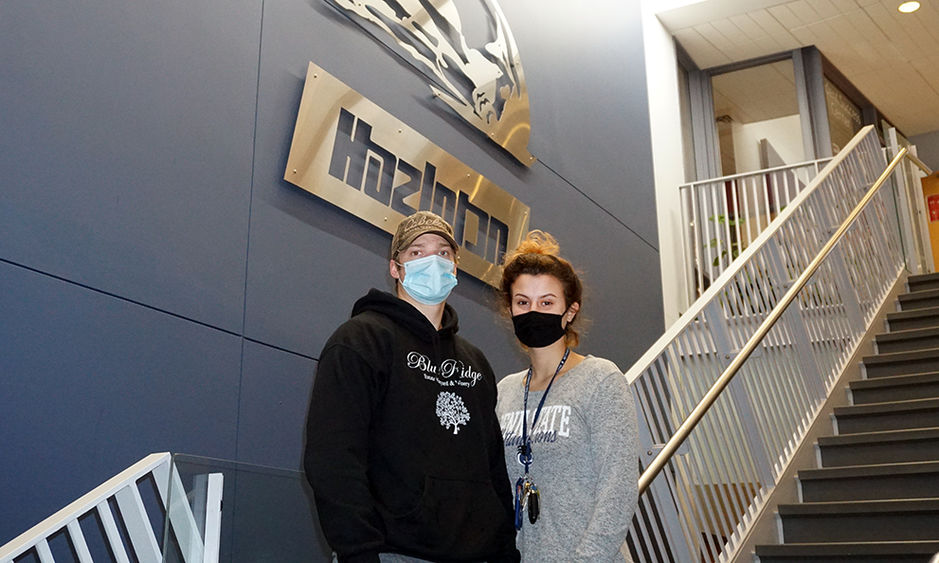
[114,484,161,563]
[731,179,743,261]
[633,390,695,563]
[97,499,131,563]
[691,182,704,298]
[66,520,94,563]
[702,301,775,489]
[681,186,698,309]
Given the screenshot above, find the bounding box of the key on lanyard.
[514,476,541,529]
[527,481,540,524]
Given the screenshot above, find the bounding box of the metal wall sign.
[284,62,530,287]
[324,0,535,167]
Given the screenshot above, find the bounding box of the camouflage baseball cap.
[390,211,458,259]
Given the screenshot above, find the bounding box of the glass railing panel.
[162,454,331,563]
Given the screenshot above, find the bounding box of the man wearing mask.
[305,211,520,563]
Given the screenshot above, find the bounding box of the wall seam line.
[234,0,269,463]
[0,257,243,339]
[536,160,660,253]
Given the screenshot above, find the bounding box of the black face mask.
[512,311,568,348]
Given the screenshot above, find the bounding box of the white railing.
[0,452,222,563]
[680,159,831,304]
[623,126,928,563]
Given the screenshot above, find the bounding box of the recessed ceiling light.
[898,1,920,13]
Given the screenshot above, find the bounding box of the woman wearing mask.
[495,230,639,562]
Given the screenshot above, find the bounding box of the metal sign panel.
[284,62,530,287]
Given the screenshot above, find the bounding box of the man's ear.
[389,259,402,281]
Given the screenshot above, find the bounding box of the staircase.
[755,272,939,562]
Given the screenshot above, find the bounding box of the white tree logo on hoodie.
[436,392,470,434]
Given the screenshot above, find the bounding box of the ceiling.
[711,60,798,124]
[655,0,939,137]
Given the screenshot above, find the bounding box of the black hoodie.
[305,289,519,563]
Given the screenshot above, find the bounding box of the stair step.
[863,348,939,378]
[755,541,939,563]
[818,427,939,467]
[755,276,939,561]
[834,398,939,433]
[778,499,939,542]
[909,272,939,293]
[851,372,939,404]
[888,306,939,332]
[899,288,939,311]
[798,461,939,502]
[876,326,939,354]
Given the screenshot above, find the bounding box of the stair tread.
[909,272,939,284]
[863,347,939,364]
[799,460,939,480]
[818,426,939,446]
[887,305,939,320]
[877,325,939,342]
[756,541,939,556]
[835,396,939,416]
[899,288,939,301]
[778,498,939,515]
[851,371,939,389]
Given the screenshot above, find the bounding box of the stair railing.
[0,452,223,563]
[679,157,832,306]
[623,125,931,563]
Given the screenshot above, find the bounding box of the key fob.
[527,484,540,524]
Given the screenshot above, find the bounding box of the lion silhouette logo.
[326,0,535,166]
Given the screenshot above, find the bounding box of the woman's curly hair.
[500,230,583,347]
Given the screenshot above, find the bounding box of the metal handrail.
[679,157,832,188]
[906,151,931,175]
[638,146,930,495]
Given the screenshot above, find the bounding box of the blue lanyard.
[518,348,570,474]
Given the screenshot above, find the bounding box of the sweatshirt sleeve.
[572,368,640,562]
[304,341,385,563]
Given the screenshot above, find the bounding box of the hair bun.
[507,229,560,262]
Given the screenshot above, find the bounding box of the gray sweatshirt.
[496,356,639,563]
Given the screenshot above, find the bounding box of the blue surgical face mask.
[398,254,458,305]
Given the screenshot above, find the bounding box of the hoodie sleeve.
[304,341,385,563]
[484,360,522,563]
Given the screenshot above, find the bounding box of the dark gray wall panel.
[242,162,395,358]
[502,1,658,246]
[237,340,317,469]
[0,261,241,544]
[0,0,259,332]
[911,130,939,171]
[242,0,402,357]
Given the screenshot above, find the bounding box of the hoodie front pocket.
[384,475,506,559]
